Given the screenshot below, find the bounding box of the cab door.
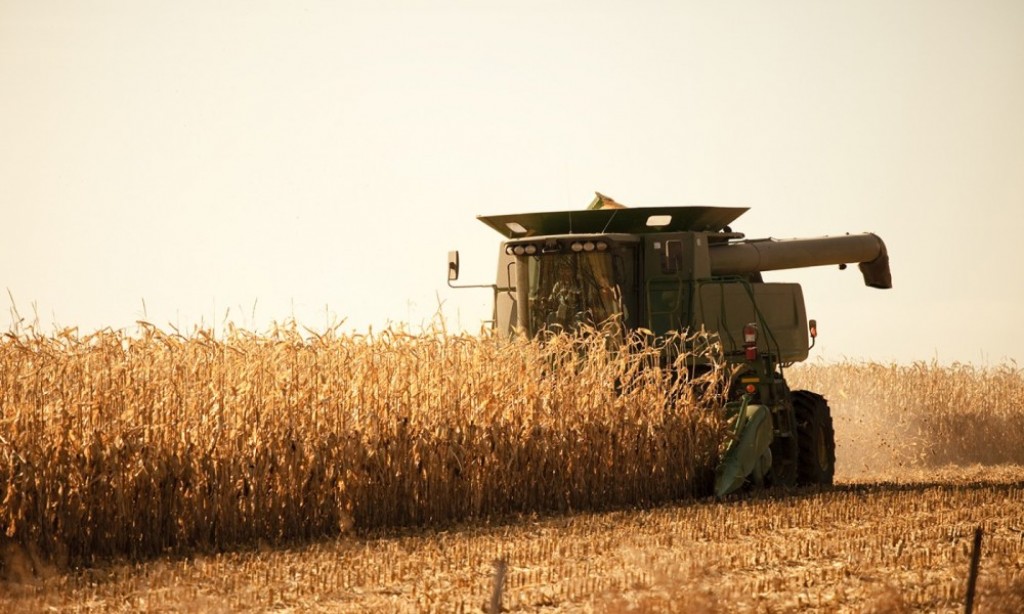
[645,237,690,335]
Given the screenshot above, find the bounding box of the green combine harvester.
[447,193,891,496]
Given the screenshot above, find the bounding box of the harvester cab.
[447,194,891,496]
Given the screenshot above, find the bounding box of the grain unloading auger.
[447,194,891,496]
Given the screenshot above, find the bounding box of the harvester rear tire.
[793,390,835,486]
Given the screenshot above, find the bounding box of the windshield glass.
[527,252,628,335]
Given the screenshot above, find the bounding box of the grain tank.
[447,194,891,495]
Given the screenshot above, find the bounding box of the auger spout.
[709,233,891,289]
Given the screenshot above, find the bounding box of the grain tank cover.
[478,206,748,238]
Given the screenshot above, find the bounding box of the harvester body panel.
[696,281,809,363]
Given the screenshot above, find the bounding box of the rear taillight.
[743,323,758,361]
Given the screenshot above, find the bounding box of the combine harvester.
[447,194,891,496]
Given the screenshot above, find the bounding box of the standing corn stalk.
[0,323,729,567]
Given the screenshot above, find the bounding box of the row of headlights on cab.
[505,241,611,256]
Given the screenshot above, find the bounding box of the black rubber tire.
[767,406,798,488]
[792,390,836,486]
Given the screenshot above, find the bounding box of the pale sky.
[3,0,1023,364]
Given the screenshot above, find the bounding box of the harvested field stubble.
[0,324,729,566]
[3,466,1024,613]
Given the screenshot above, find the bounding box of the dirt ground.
[2,465,1023,613]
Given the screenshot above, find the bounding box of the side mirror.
[809,319,817,338]
[447,251,460,282]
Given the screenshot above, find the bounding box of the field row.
[4,466,1023,612]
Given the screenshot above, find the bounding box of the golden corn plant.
[0,323,729,566]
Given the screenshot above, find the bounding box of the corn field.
[3,324,1023,573]
[788,360,1024,473]
[0,324,729,566]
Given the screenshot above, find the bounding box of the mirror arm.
[447,280,498,290]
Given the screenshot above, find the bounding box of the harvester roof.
[477,206,748,239]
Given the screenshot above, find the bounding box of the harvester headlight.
[505,246,514,255]
[596,242,608,252]
[583,241,595,252]
[524,244,537,255]
[570,242,584,252]
[513,245,526,256]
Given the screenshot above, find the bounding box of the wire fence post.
[490,558,508,614]
[965,526,983,614]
